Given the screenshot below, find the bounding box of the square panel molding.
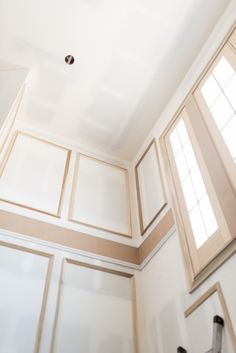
[69,154,132,237]
[135,139,167,235]
[0,131,71,216]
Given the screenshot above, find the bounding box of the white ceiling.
[0,0,231,160]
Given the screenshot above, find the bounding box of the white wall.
[135,231,236,353]
[53,262,134,353]
[0,229,136,353]
[0,67,28,128]
[0,130,135,246]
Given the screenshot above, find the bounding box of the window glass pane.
[182,176,197,211]
[176,119,188,145]
[175,152,188,180]
[210,93,234,129]
[183,141,197,170]
[224,75,236,110]
[170,130,182,156]
[221,116,236,161]
[201,56,236,163]
[189,206,208,248]
[170,119,219,248]
[213,56,235,88]
[199,194,218,236]
[190,167,206,199]
[201,75,221,107]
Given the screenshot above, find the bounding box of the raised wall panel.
[185,285,236,353]
[52,261,135,353]
[0,132,70,216]
[135,139,166,235]
[0,242,51,353]
[69,155,131,237]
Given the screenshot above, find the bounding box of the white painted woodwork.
[0,133,68,214]
[53,262,134,353]
[137,143,165,230]
[0,223,236,353]
[186,292,234,353]
[135,231,236,353]
[71,156,130,235]
[0,244,49,353]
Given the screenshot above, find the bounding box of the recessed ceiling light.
[65,55,75,65]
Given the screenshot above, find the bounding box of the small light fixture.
[65,55,75,65]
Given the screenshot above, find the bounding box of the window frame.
[194,42,236,192]
[163,108,232,279]
[160,23,236,292]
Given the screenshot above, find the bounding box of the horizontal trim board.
[0,208,174,266]
[0,209,138,264]
[138,209,174,263]
[67,258,133,278]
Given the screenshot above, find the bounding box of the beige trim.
[0,208,174,266]
[0,131,71,217]
[50,258,65,353]
[131,276,140,353]
[193,43,236,193]
[162,113,236,291]
[160,23,236,291]
[69,153,132,238]
[34,254,54,353]
[67,258,133,278]
[138,209,174,263]
[162,106,236,290]
[190,237,236,292]
[57,150,71,217]
[185,282,236,352]
[0,130,18,177]
[0,208,139,264]
[0,83,26,155]
[50,259,135,353]
[229,28,236,52]
[0,240,54,353]
[135,138,167,236]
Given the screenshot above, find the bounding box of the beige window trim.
[163,107,232,275]
[194,43,236,192]
[229,28,236,52]
[161,24,236,292]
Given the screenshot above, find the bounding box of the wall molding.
[69,153,132,238]
[0,131,71,217]
[185,282,236,352]
[50,258,137,353]
[0,239,54,353]
[0,208,174,269]
[135,138,167,235]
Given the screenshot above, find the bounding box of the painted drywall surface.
[0,134,136,246]
[135,231,236,353]
[0,229,136,353]
[54,262,134,353]
[0,244,49,353]
[0,68,28,128]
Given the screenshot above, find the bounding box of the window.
[201,56,236,162]
[169,119,218,248]
[161,25,236,291]
[194,32,236,191]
